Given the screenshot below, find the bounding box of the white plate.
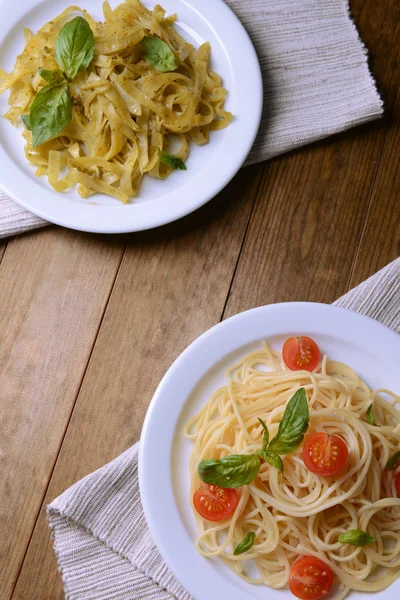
[140,302,400,600]
[0,0,262,233]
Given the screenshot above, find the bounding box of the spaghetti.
[185,341,400,599]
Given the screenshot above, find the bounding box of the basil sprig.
[256,416,284,472]
[258,417,269,449]
[21,115,32,130]
[366,405,375,425]
[142,36,177,72]
[159,150,187,170]
[258,389,309,473]
[55,16,95,81]
[338,529,376,547]
[39,68,66,85]
[198,454,261,489]
[29,80,71,148]
[387,451,400,470]
[267,388,309,454]
[24,16,94,147]
[198,388,309,487]
[234,532,255,556]
[263,450,284,473]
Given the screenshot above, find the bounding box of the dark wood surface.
[2,1,400,598]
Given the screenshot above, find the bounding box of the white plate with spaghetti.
[139,302,400,600]
[0,0,262,233]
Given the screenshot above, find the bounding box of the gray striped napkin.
[0,0,383,239]
[48,257,400,600]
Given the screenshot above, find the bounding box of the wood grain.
[0,228,124,600]
[344,0,400,286]
[224,133,377,313]
[7,0,400,598]
[223,0,400,316]
[10,165,264,599]
[351,0,400,111]
[348,86,400,287]
[0,239,7,262]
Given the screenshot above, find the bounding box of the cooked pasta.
[0,1,232,203]
[185,341,400,600]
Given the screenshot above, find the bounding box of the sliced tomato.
[290,556,333,600]
[283,337,320,372]
[193,484,238,521]
[395,473,400,497]
[302,432,348,476]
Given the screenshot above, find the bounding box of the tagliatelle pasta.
[185,342,400,600]
[0,0,232,203]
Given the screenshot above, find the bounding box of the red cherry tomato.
[395,473,400,497]
[290,556,333,600]
[283,337,320,371]
[302,432,348,476]
[193,484,239,521]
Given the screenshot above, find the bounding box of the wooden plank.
[337,0,400,288]
[0,228,124,600]
[351,0,400,108]
[10,1,400,597]
[0,240,7,262]
[348,86,400,287]
[224,139,375,313]
[10,165,263,599]
[223,0,400,316]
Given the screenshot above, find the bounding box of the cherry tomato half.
[302,432,348,476]
[290,556,333,600]
[193,484,238,521]
[395,473,400,497]
[283,337,321,372]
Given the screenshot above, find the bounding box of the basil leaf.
[21,114,31,130]
[338,530,376,547]
[366,405,375,425]
[142,37,177,72]
[234,532,255,556]
[39,68,66,85]
[159,150,186,170]
[55,16,94,80]
[198,454,261,489]
[387,451,400,470]
[29,81,71,147]
[263,450,284,473]
[258,417,269,450]
[268,388,309,454]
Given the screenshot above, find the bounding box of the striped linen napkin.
[48,257,400,600]
[0,0,383,239]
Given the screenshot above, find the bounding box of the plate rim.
[139,301,400,600]
[0,0,263,233]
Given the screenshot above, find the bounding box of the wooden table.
[1,1,399,598]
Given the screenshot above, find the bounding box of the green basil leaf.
[29,81,71,147]
[366,405,375,425]
[158,150,186,170]
[234,532,255,556]
[338,530,376,547]
[39,68,66,85]
[387,451,400,470]
[55,16,94,80]
[142,37,177,72]
[263,450,284,473]
[268,388,309,454]
[198,454,261,489]
[21,114,31,130]
[258,417,269,451]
